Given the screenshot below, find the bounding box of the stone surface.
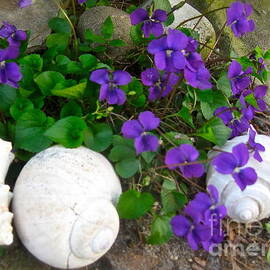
[0,0,58,48]
[77,6,134,60]
[168,1,216,48]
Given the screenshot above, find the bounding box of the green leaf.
[245,93,259,108]
[200,91,229,120]
[141,151,156,164]
[19,54,43,72]
[0,84,17,112]
[60,100,83,118]
[264,49,270,60]
[265,223,270,233]
[115,158,140,178]
[108,145,136,162]
[45,116,87,148]
[79,54,97,69]
[101,16,114,39]
[34,71,65,96]
[147,215,173,245]
[267,251,270,263]
[196,118,231,146]
[51,82,87,98]
[108,39,126,47]
[161,180,187,215]
[46,33,69,51]
[83,123,113,152]
[84,29,106,43]
[154,0,174,26]
[15,109,54,152]
[130,25,144,44]
[177,106,195,128]
[10,97,34,120]
[216,72,232,97]
[48,17,71,34]
[117,190,154,219]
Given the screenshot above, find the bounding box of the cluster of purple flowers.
[171,185,227,251]
[226,1,255,37]
[0,22,26,88]
[147,28,212,90]
[165,144,205,179]
[121,111,160,154]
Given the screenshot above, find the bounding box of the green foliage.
[84,123,113,152]
[117,190,154,219]
[46,33,70,51]
[10,97,34,120]
[147,215,173,245]
[15,109,55,152]
[0,85,17,112]
[44,116,87,148]
[48,17,71,34]
[101,16,114,39]
[108,136,140,178]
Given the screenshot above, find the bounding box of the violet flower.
[212,143,257,191]
[228,60,252,96]
[90,69,131,105]
[0,61,22,88]
[171,185,226,251]
[130,8,167,38]
[240,85,268,112]
[121,111,160,154]
[226,1,255,37]
[147,29,188,72]
[247,127,265,162]
[140,68,179,101]
[19,0,33,8]
[165,144,205,179]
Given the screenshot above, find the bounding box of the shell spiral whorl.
[13,145,122,269]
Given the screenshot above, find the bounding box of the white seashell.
[207,134,270,223]
[0,138,14,245]
[12,145,122,269]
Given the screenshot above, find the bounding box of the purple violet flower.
[148,29,188,72]
[141,68,179,101]
[121,111,160,154]
[226,1,255,37]
[18,0,33,8]
[228,60,252,96]
[0,61,22,88]
[171,185,226,251]
[130,8,167,38]
[90,69,131,105]
[165,144,205,179]
[240,85,268,112]
[77,0,87,3]
[212,143,257,191]
[247,127,265,162]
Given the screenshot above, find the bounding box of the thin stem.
[205,21,227,62]
[155,159,211,170]
[175,6,228,29]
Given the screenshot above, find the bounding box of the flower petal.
[130,8,149,25]
[134,134,159,154]
[232,143,249,167]
[212,152,237,174]
[233,167,257,191]
[113,70,131,85]
[151,9,167,22]
[121,120,143,139]
[138,111,160,131]
[228,60,242,79]
[165,147,184,169]
[167,29,188,51]
[170,215,191,237]
[90,69,109,85]
[180,163,205,179]
[141,68,159,86]
[171,51,185,70]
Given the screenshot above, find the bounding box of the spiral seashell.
[12,145,122,269]
[207,134,270,223]
[0,138,14,245]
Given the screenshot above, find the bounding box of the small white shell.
[207,134,270,223]
[0,139,14,245]
[13,145,122,269]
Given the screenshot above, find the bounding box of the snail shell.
[207,134,270,223]
[12,145,122,269]
[0,138,14,245]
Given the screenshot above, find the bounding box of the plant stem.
[175,6,228,29]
